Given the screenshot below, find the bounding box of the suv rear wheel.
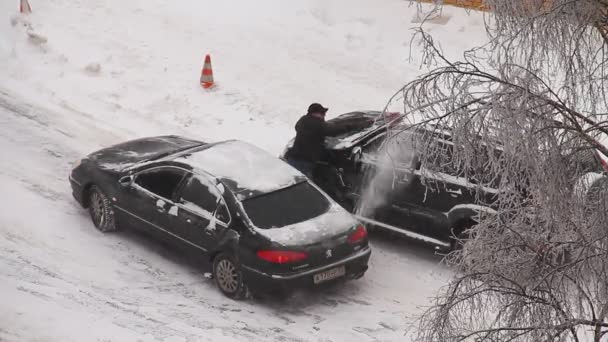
[449,219,475,252]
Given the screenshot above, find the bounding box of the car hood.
[253,203,358,246]
[88,135,204,172]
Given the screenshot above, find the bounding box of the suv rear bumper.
[241,246,371,293]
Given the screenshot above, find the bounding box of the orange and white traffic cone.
[200,54,214,89]
[20,0,32,13]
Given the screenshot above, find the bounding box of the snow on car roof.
[174,140,306,198]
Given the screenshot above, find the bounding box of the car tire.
[88,185,118,233]
[449,233,465,252]
[449,220,475,252]
[213,253,247,300]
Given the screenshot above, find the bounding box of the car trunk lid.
[253,208,365,274]
[300,227,365,269]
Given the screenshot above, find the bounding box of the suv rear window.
[241,182,330,229]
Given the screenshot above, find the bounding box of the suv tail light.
[601,157,608,173]
[256,250,308,264]
[348,225,368,244]
[594,144,608,172]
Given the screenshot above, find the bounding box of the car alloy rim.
[216,259,238,293]
[91,191,105,226]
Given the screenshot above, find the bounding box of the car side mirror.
[119,175,134,187]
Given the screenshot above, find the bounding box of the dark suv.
[281,111,500,251]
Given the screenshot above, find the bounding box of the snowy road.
[0,92,451,341]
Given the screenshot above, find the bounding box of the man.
[286,103,347,178]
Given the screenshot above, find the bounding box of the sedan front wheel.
[88,185,118,232]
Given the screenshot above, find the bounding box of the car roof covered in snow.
[172,140,307,200]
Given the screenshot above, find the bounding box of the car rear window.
[241,182,330,229]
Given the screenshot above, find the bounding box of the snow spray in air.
[355,130,417,219]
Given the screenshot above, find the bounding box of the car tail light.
[594,144,608,172]
[601,157,608,173]
[348,225,368,244]
[256,250,308,264]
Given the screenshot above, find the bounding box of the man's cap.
[307,103,329,114]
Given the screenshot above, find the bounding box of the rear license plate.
[313,266,346,284]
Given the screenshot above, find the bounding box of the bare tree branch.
[389,1,608,341]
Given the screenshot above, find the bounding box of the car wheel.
[449,220,475,252]
[213,253,247,300]
[449,233,465,252]
[88,185,118,232]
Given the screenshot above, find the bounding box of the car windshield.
[241,182,330,229]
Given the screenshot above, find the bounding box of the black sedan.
[69,136,371,298]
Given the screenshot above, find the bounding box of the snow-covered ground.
[0,0,489,340]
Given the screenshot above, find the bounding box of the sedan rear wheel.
[213,253,247,300]
[88,185,117,232]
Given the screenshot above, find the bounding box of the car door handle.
[186,218,192,223]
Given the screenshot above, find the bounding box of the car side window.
[215,202,230,224]
[179,176,228,224]
[134,168,187,199]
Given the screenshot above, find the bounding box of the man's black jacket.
[287,114,351,163]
